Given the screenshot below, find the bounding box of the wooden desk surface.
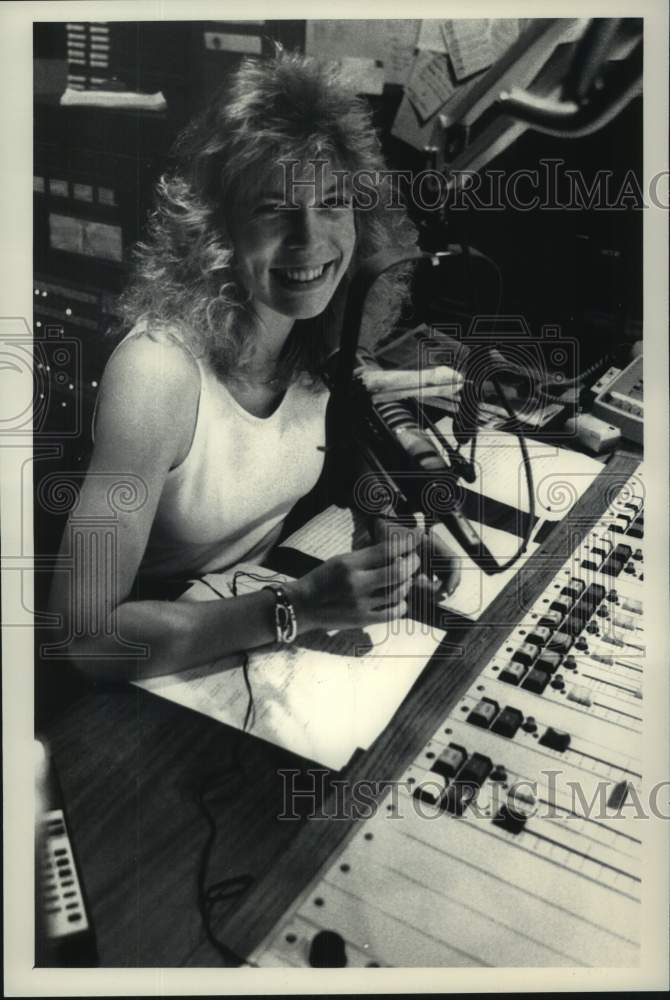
[43,685,329,966]
[42,448,640,967]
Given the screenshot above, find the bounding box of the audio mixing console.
[250,468,645,968]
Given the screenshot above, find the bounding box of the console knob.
[309,929,348,967]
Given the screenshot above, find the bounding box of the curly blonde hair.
[116,49,418,383]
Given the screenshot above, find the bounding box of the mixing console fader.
[251,469,645,968]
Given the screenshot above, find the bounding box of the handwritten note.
[391,91,441,152]
[442,19,494,80]
[489,18,520,60]
[417,20,448,53]
[406,51,454,122]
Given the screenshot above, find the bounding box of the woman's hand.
[286,530,422,633]
[369,515,462,604]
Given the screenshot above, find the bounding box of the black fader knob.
[309,929,348,967]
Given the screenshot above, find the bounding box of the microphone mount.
[328,247,503,574]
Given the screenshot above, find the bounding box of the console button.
[521,668,550,694]
[539,727,571,751]
[467,698,499,729]
[490,707,524,738]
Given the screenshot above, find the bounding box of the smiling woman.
[229,159,357,328]
[117,49,416,383]
[48,50,442,683]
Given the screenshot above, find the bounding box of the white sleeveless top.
[98,329,329,581]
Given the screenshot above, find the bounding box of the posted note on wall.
[416,20,448,53]
[406,50,454,122]
[391,91,442,152]
[489,19,521,60]
[305,20,420,86]
[442,19,495,81]
[335,56,385,96]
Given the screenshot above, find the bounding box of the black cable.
[487,370,537,572]
[191,566,286,965]
[197,576,227,599]
[538,350,618,392]
[443,242,504,318]
[448,244,619,401]
[194,772,251,967]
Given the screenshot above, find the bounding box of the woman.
[50,51,459,680]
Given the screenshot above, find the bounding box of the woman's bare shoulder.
[108,324,201,380]
[94,327,202,468]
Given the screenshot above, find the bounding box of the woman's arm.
[49,336,421,683]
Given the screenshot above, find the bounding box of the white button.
[567,685,592,707]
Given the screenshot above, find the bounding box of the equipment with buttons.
[592,353,643,444]
[35,741,97,966]
[249,468,645,968]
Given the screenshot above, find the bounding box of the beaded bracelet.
[263,584,298,644]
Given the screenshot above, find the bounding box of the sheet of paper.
[417,20,448,53]
[280,505,359,561]
[489,18,520,60]
[134,566,445,770]
[406,51,454,122]
[442,19,494,80]
[391,91,441,152]
[433,518,539,621]
[439,18,586,129]
[336,56,385,95]
[305,20,420,86]
[435,70,489,128]
[434,419,604,522]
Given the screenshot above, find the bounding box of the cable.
[487,370,537,572]
[463,244,504,318]
[191,566,286,965]
[194,771,251,967]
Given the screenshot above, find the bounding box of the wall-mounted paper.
[417,20,448,53]
[391,91,441,152]
[442,19,494,81]
[306,20,420,86]
[489,18,520,60]
[336,56,385,95]
[406,50,454,122]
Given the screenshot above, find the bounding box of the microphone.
[325,247,500,575]
[364,391,498,574]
